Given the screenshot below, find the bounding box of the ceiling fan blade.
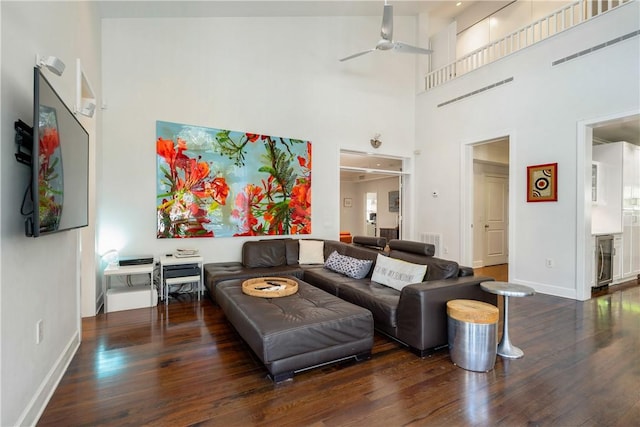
[392,41,433,55]
[339,48,376,62]
[381,4,393,41]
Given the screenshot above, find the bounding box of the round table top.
[242,277,298,298]
[480,281,535,297]
[447,299,499,324]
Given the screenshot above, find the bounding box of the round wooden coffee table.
[242,277,298,298]
[480,281,535,359]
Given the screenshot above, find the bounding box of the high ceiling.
[97,0,639,146]
[97,0,475,20]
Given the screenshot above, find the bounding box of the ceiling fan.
[339,0,433,62]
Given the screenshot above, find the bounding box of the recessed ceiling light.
[456,2,462,6]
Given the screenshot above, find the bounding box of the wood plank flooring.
[38,279,639,426]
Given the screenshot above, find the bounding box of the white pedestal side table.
[480,281,535,359]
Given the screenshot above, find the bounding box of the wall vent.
[437,77,514,108]
[419,232,442,257]
[552,30,639,66]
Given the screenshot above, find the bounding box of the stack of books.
[174,248,199,258]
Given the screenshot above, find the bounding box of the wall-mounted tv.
[23,67,89,237]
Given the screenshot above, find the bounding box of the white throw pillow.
[371,254,427,291]
[298,240,325,264]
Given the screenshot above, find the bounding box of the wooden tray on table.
[242,277,298,298]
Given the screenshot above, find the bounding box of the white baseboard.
[17,331,80,426]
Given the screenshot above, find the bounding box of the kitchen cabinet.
[613,234,623,282]
[622,211,640,278]
[591,143,623,234]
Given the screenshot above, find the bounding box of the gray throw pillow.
[324,250,373,279]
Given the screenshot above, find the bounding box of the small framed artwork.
[343,198,352,207]
[527,163,558,202]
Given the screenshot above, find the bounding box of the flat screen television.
[25,67,89,237]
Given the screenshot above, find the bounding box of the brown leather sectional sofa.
[204,237,496,356]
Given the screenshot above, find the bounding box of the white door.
[483,175,508,266]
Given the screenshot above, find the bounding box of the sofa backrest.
[388,240,459,280]
[242,238,385,277]
[242,240,287,268]
[352,236,387,250]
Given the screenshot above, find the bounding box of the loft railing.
[425,0,632,91]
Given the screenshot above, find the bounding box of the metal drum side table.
[480,281,535,359]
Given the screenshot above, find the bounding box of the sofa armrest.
[395,276,496,352]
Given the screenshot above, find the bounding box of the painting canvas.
[527,163,557,202]
[156,120,311,238]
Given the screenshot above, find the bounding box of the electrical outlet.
[36,319,43,344]
[545,258,553,268]
[443,247,449,254]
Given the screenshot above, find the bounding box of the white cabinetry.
[591,143,623,234]
[592,141,640,284]
[613,234,623,282]
[622,211,640,278]
[621,142,640,280]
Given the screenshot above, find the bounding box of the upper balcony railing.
[425,0,633,91]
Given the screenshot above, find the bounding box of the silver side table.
[480,281,535,359]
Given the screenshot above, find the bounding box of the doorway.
[578,112,640,300]
[471,138,510,268]
[339,151,406,240]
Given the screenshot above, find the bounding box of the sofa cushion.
[338,280,400,329]
[324,251,373,280]
[203,262,305,301]
[371,254,427,291]
[284,239,299,265]
[302,266,354,295]
[243,240,286,268]
[298,240,325,264]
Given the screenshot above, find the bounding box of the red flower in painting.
[157,137,229,238]
[205,177,229,205]
[40,127,60,158]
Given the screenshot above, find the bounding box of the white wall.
[0,2,101,425]
[415,2,639,299]
[100,16,419,262]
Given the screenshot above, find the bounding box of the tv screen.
[28,67,89,237]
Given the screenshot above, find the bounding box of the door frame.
[339,150,411,240]
[461,133,514,274]
[576,109,639,301]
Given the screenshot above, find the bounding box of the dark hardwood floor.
[38,278,639,426]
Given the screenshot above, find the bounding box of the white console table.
[159,255,204,302]
[102,262,156,313]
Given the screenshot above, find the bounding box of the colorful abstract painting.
[156,121,311,238]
